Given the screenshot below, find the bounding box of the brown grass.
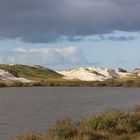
[11,109,140,140]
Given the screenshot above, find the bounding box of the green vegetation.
[0,64,63,81]
[2,77,140,88]
[11,108,140,140]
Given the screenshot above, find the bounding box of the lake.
[0,87,140,139]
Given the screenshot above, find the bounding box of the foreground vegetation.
[11,107,140,140]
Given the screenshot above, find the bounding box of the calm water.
[0,87,140,139]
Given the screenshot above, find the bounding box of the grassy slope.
[0,64,63,81]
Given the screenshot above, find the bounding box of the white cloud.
[4,46,87,68]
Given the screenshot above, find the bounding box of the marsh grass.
[11,109,140,140]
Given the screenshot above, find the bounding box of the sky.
[0,0,140,71]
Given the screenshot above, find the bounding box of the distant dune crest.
[58,67,130,81]
[0,64,139,83]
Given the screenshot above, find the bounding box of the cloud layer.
[0,0,140,43]
[0,46,87,68]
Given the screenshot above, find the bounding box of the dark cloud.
[107,36,135,41]
[0,0,140,43]
[66,36,84,42]
[88,35,136,42]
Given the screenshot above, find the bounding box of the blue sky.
[0,0,140,71]
[0,31,139,71]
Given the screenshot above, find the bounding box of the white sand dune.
[0,65,130,82]
[59,67,129,81]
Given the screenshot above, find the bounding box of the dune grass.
[11,108,140,140]
[0,64,63,81]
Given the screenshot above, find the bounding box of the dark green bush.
[118,68,127,73]
[0,82,7,87]
[8,70,19,77]
[11,81,24,87]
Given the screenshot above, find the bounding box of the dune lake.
[0,87,140,139]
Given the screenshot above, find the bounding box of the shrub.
[0,82,7,87]
[103,111,137,133]
[48,120,77,139]
[8,70,19,77]
[32,82,43,86]
[118,68,127,73]
[80,111,138,135]
[11,81,24,87]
